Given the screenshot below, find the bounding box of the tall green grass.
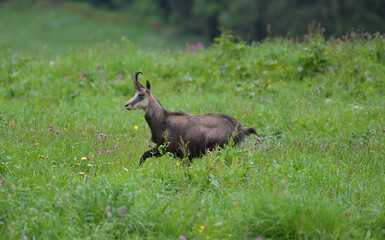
[1,31,385,239]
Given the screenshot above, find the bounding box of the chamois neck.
[144,96,167,143]
[144,96,166,119]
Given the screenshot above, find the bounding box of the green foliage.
[297,33,330,79]
[1,31,385,239]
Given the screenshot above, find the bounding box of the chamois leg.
[139,147,161,165]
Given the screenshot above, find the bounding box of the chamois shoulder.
[166,110,190,116]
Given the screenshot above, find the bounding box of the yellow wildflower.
[134,125,139,130]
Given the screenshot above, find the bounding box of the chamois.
[125,72,258,165]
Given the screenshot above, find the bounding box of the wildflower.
[106,206,112,217]
[0,179,5,186]
[200,226,205,230]
[257,137,262,143]
[114,145,119,149]
[178,235,186,240]
[117,73,122,80]
[134,125,139,130]
[256,237,263,240]
[64,76,68,81]
[56,131,61,135]
[52,165,57,168]
[79,172,85,175]
[118,206,127,217]
[81,157,87,160]
[75,163,80,166]
[87,164,93,167]
[8,194,11,199]
[176,162,180,167]
[99,133,104,139]
[97,65,102,71]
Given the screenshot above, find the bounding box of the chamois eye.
[138,92,145,98]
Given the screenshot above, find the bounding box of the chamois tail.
[246,127,258,136]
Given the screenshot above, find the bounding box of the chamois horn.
[132,71,144,90]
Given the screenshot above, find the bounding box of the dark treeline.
[12,0,385,40]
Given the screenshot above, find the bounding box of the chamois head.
[125,72,152,111]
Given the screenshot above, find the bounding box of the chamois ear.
[146,80,151,91]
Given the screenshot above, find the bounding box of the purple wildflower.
[97,65,102,71]
[0,179,5,186]
[78,72,83,77]
[56,131,61,135]
[84,70,89,75]
[98,151,101,154]
[256,237,263,240]
[257,137,262,143]
[105,206,112,217]
[64,76,68,81]
[187,42,204,51]
[114,145,119,149]
[8,194,11,199]
[118,206,127,217]
[178,235,186,240]
[117,73,122,80]
[99,133,104,139]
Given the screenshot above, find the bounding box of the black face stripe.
[130,96,143,107]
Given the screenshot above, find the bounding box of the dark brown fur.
[125,72,258,165]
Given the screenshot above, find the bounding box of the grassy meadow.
[0,3,204,52]
[1,6,385,239]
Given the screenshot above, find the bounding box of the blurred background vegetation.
[1,0,385,52]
